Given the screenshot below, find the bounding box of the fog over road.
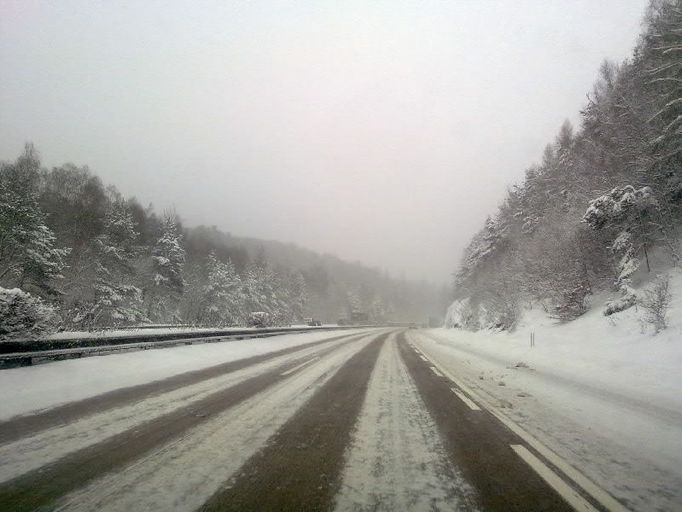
[0,330,624,511]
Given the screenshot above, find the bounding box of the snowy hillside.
[445,267,682,401]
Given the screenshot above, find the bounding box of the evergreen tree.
[289,271,308,323]
[243,260,280,323]
[73,200,146,327]
[369,295,386,323]
[346,290,362,318]
[199,252,243,326]
[146,213,186,322]
[0,144,69,297]
[0,286,58,340]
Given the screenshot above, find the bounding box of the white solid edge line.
[451,388,481,411]
[430,366,445,378]
[410,335,631,512]
[511,445,597,512]
[280,356,320,376]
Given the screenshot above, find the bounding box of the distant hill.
[184,225,448,323]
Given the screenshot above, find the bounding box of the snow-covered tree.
[454,215,509,293]
[642,0,682,169]
[198,252,243,326]
[282,271,307,324]
[583,185,659,283]
[369,295,387,323]
[583,185,663,314]
[0,144,69,297]
[146,213,186,321]
[242,260,289,325]
[345,289,362,318]
[152,214,185,290]
[0,286,58,340]
[72,200,146,327]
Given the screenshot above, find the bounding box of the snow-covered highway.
[0,328,664,511]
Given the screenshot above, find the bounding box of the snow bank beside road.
[430,309,682,412]
[413,270,682,511]
[0,329,369,421]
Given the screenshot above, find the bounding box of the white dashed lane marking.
[450,388,481,411]
[430,367,445,378]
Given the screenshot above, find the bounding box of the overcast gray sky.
[0,0,648,284]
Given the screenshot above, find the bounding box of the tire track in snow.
[50,332,382,512]
[0,333,362,484]
[0,333,378,512]
[334,333,479,512]
[0,331,364,445]
[198,332,390,512]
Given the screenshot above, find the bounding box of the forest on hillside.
[449,0,681,331]
[0,146,446,339]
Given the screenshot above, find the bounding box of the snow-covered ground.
[0,328,370,421]
[413,269,682,511]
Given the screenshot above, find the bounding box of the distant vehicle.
[248,311,270,328]
[408,322,418,329]
[308,319,322,327]
[337,318,348,326]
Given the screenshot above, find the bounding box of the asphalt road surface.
[0,329,624,511]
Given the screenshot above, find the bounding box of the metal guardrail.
[0,325,378,369]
